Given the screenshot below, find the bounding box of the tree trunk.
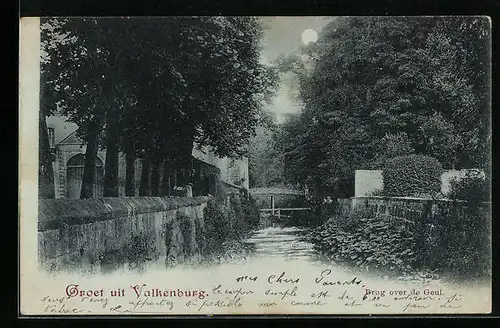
[103,107,120,197]
[139,158,151,196]
[124,140,136,196]
[150,157,162,196]
[161,159,174,196]
[38,111,55,199]
[81,121,99,199]
[176,135,195,187]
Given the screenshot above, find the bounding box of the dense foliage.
[125,233,160,273]
[382,155,443,197]
[203,193,260,254]
[275,16,490,201]
[309,202,491,280]
[308,207,420,277]
[448,170,490,202]
[40,17,279,198]
[247,121,286,188]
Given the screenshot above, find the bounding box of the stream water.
[242,226,321,262]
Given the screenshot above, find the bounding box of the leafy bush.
[241,195,260,231]
[439,207,491,279]
[229,193,260,235]
[203,200,232,252]
[203,194,260,253]
[126,232,159,272]
[371,132,415,168]
[448,170,489,202]
[308,207,418,276]
[199,196,259,265]
[444,170,491,279]
[383,155,443,197]
[179,213,196,257]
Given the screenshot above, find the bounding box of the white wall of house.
[354,170,383,197]
[45,114,78,146]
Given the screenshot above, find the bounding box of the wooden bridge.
[259,194,311,219]
[259,207,312,219]
[260,207,311,218]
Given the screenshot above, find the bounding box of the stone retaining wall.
[334,196,491,273]
[38,196,212,273]
[339,196,490,227]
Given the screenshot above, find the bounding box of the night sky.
[260,17,334,122]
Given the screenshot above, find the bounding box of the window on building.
[47,127,55,148]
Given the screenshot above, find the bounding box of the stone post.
[186,184,193,198]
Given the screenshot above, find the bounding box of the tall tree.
[41,18,111,198]
[247,119,286,188]
[42,17,279,199]
[276,16,491,199]
[39,18,71,199]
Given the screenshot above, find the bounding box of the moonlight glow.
[301,29,318,45]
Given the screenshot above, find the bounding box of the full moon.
[301,29,318,45]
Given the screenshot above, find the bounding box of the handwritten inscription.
[258,302,277,307]
[314,269,362,286]
[440,294,463,309]
[186,298,243,312]
[291,300,326,306]
[268,272,300,284]
[265,286,298,300]
[34,269,472,315]
[236,275,258,282]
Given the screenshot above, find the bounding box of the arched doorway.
[65,154,104,199]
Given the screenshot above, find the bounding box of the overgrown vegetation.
[179,213,196,257]
[202,194,260,261]
[271,16,490,202]
[309,207,420,277]
[443,169,491,279]
[203,200,232,251]
[448,170,490,202]
[309,199,491,281]
[382,155,443,197]
[125,232,159,273]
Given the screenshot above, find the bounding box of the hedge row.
[382,155,443,197]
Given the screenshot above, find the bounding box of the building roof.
[222,181,246,190]
[57,131,84,146]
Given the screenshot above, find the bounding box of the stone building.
[46,114,249,199]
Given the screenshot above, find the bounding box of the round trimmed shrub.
[382,155,443,197]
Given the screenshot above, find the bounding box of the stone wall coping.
[350,196,491,205]
[249,187,304,195]
[38,196,213,232]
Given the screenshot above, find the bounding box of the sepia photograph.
[19,15,491,315]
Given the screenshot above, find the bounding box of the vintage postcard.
[19,16,492,316]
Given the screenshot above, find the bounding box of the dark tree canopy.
[40,17,279,197]
[275,16,491,199]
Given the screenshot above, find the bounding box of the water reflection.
[118,224,324,274]
[243,226,320,262]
